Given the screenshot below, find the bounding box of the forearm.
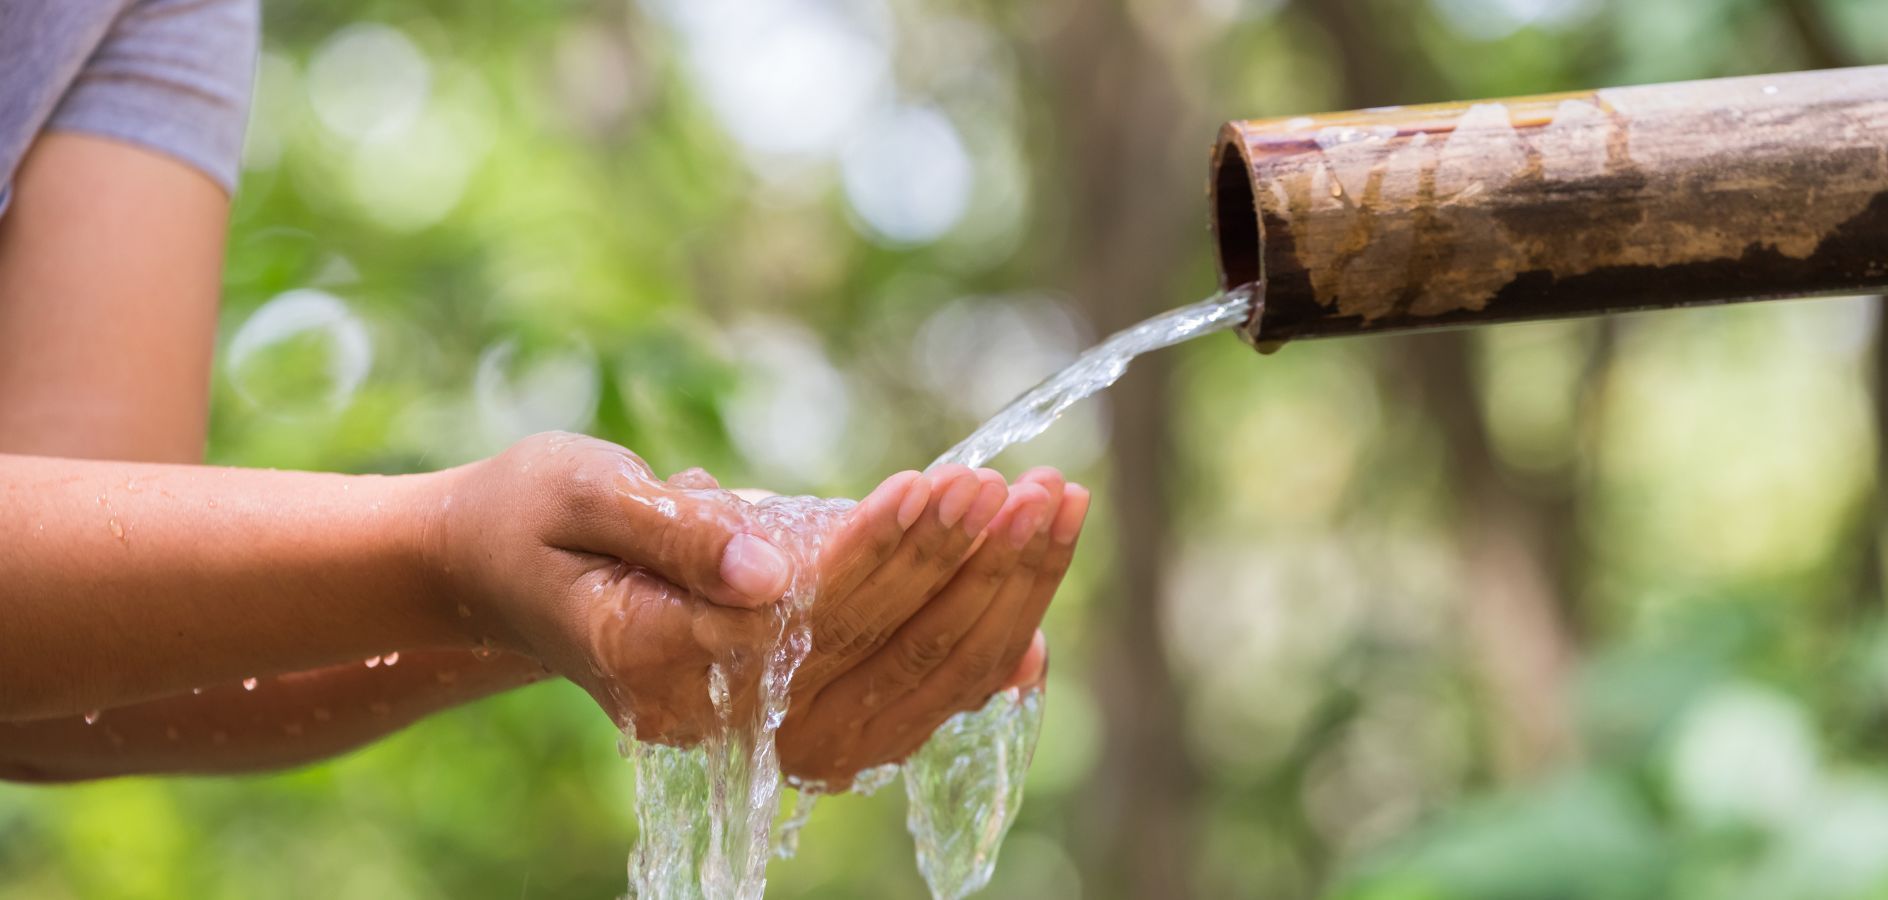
[0,650,545,782]
[0,454,461,720]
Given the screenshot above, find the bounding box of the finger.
[785,484,1051,760]
[957,468,1012,555]
[973,483,1088,704]
[858,486,1063,761]
[991,482,1089,682]
[1000,630,1048,691]
[666,467,720,491]
[814,470,931,601]
[555,455,790,608]
[589,566,774,744]
[803,465,1005,668]
[562,457,811,609]
[1016,466,1066,497]
[987,469,1063,695]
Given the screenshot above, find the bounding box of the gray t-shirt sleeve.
[0,0,258,218]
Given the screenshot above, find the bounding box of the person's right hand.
[418,432,811,738]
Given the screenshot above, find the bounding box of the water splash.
[769,762,902,863]
[770,789,820,861]
[625,495,852,900]
[623,285,1258,899]
[904,689,1044,900]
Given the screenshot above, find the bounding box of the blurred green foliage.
[5,0,1888,897]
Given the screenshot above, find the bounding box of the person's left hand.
[777,466,1088,786]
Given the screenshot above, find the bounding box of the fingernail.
[896,476,931,530]
[1052,486,1090,545]
[1009,504,1047,547]
[961,482,1007,535]
[721,534,790,601]
[936,476,980,528]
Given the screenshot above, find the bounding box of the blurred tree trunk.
[1772,0,1885,615]
[1040,4,1204,897]
[1401,331,1593,773]
[1295,0,1589,776]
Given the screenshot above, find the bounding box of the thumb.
[568,469,793,609]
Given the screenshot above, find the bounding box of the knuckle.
[891,631,954,683]
[956,644,1006,689]
[813,604,876,659]
[548,450,610,507]
[867,522,904,564]
[932,533,976,571]
[905,536,937,568]
[655,520,692,566]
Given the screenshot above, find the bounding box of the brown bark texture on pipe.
[1212,66,1888,345]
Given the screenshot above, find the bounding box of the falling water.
[623,283,1260,899]
[932,283,1261,469]
[894,281,1261,899]
[625,495,854,900]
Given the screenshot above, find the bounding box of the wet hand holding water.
[423,433,1082,778]
[779,466,1084,785]
[422,431,802,740]
[624,466,1085,900]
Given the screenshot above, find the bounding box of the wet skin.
[0,433,1088,782]
[780,467,1085,783]
[0,134,1091,784]
[433,436,1087,783]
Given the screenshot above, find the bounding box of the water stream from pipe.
[623,283,1261,899]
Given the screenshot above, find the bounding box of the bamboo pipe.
[1210,66,1888,346]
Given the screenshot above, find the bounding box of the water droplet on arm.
[364,655,381,668]
[242,677,259,691]
[82,710,100,725]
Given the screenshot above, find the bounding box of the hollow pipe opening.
[1211,135,1265,342]
[1211,138,1261,289]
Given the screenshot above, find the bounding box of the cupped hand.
[422,432,807,733]
[421,433,1091,767]
[592,462,1026,745]
[778,467,1089,785]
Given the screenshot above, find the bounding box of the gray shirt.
[0,0,258,217]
